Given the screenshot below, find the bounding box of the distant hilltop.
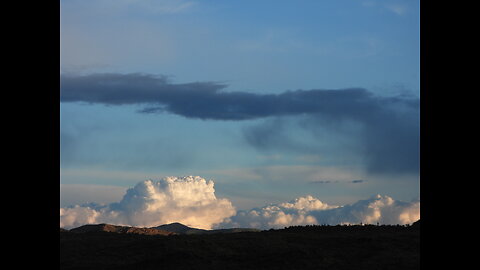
[67,223,176,236]
[61,222,261,235]
[153,222,260,235]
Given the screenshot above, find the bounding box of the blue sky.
[60,0,420,210]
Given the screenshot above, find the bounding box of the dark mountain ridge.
[153,222,261,235]
[61,221,420,270]
[63,222,261,235]
[153,222,208,234]
[68,223,176,236]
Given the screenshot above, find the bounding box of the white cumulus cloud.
[217,194,419,230]
[216,196,339,229]
[60,176,236,230]
[60,176,419,230]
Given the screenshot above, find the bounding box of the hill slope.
[153,222,208,234]
[68,224,175,236]
[61,223,419,270]
[152,222,261,235]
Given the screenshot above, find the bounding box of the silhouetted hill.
[61,223,419,270]
[153,222,208,234]
[411,219,420,229]
[206,228,261,234]
[153,222,261,235]
[68,223,175,236]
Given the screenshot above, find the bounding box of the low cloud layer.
[60,176,419,230]
[217,194,419,230]
[60,176,236,229]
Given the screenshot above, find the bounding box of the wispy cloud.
[133,0,196,14]
[89,0,196,14]
[61,168,163,183]
[309,180,339,184]
[351,179,365,184]
[60,184,127,208]
[385,3,407,15]
[309,179,366,184]
[360,0,409,16]
[241,165,363,183]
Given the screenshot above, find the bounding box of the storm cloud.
[60,73,417,121]
[60,73,419,174]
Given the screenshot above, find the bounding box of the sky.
[60,0,420,229]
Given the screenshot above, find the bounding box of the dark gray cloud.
[310,180,338,184]
[61,73,412,121]
[60,72,419,175]
[309,180,366,184]
[351,180,365,184]
[242,93,419,175]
